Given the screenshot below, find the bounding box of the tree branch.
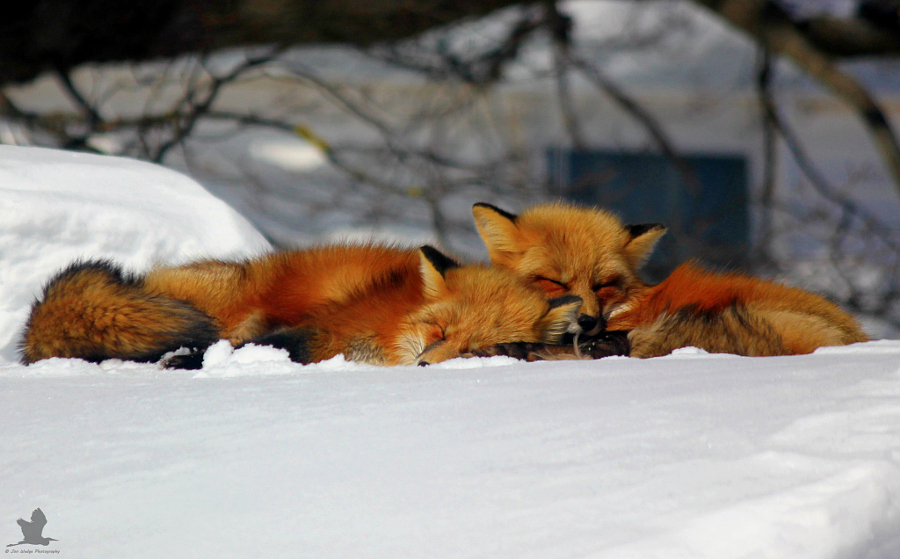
[692,0,900,200]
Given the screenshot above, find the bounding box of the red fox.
[473,202,869,357]
[20,244,584,367]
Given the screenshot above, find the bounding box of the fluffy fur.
[21,244,582,367]
[20,260,219,364]
[473,201,868,357]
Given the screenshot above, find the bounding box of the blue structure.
[546,148,749,281]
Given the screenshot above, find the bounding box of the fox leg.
[21,260,220,365]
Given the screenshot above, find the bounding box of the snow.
[2,145,900,557]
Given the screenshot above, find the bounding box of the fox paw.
[576,330,630,358]
[464,332,630,362]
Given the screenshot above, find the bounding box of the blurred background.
[1,0,899,337]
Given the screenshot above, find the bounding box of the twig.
[153,48,282,163]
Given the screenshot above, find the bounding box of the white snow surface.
[2,146,900,558]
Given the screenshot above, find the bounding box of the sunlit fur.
[474,201,664,334]
[21,244,580,367]
[20,261,219,364]
[397,262,580,365]
[274,252,580,366]
[617,263,868,357]
[473,201,868,357]
[141,244,426,345]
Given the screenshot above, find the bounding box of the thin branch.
[760,71,900,255]
[52,65,105,151]
[568,54,701,193]
[551,44,586,151]
[754,44,777,268]
[693,0,900,200]
[54,65,102,126]
[153,48,282,162]
[545,2,586,151]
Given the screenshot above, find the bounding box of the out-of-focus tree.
[0,0,527,84]
[1,0,899,333]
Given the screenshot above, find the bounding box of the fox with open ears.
[473,201,868,357]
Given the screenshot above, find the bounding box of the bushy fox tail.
[20,260,220,365]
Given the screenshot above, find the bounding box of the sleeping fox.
[473,201,868,357]
[20,244,585,367]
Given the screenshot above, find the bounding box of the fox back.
[141,244,423,344]
[618,263,868,357]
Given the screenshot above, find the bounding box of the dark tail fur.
[20,260,220,365]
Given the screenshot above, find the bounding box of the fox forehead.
[517,203,625,242]
[414,297,544,345]
[420,270,554,329]
[512,205,633,277]
[514,236,630,285]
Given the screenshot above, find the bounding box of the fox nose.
[577,314,597,332]
[577,314,605,335]
[417,361,430,367]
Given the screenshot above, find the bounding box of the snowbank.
[2,146,900,558]
[3,343,900,558]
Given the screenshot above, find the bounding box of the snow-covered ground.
[3,146,900,558]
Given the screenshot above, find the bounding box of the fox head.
[395,246,582,366]
[472,202,665,335]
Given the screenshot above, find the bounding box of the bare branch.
[153,48,282,162]
[568,54,701,193]
[692,0,900,200]
[754,44,778,268]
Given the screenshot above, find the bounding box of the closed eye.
[593,276,622,291]
[537,276,566,287]
[418,320,447,349]
[535,276,568,296]
[422,319,446,337]
[420,338,444,356]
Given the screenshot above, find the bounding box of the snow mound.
[0,145,271,361]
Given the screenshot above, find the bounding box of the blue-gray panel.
[546,149,749,280]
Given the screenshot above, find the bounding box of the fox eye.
[593,276,622,293]
[422,321,446,344]
[535,276,568,296]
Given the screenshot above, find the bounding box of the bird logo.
[7,508,57,547]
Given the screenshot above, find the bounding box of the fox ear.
[536,295,582,344]
[472,203,522,262]
[623,223,666,269]
[418,246,459,300]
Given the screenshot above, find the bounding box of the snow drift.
[2,145,899,559]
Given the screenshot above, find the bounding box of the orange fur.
[141,245,424,343]
[298,255,581,365]
[21,244,581,367]
[473,202,868,357]
[20,261,220,364]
